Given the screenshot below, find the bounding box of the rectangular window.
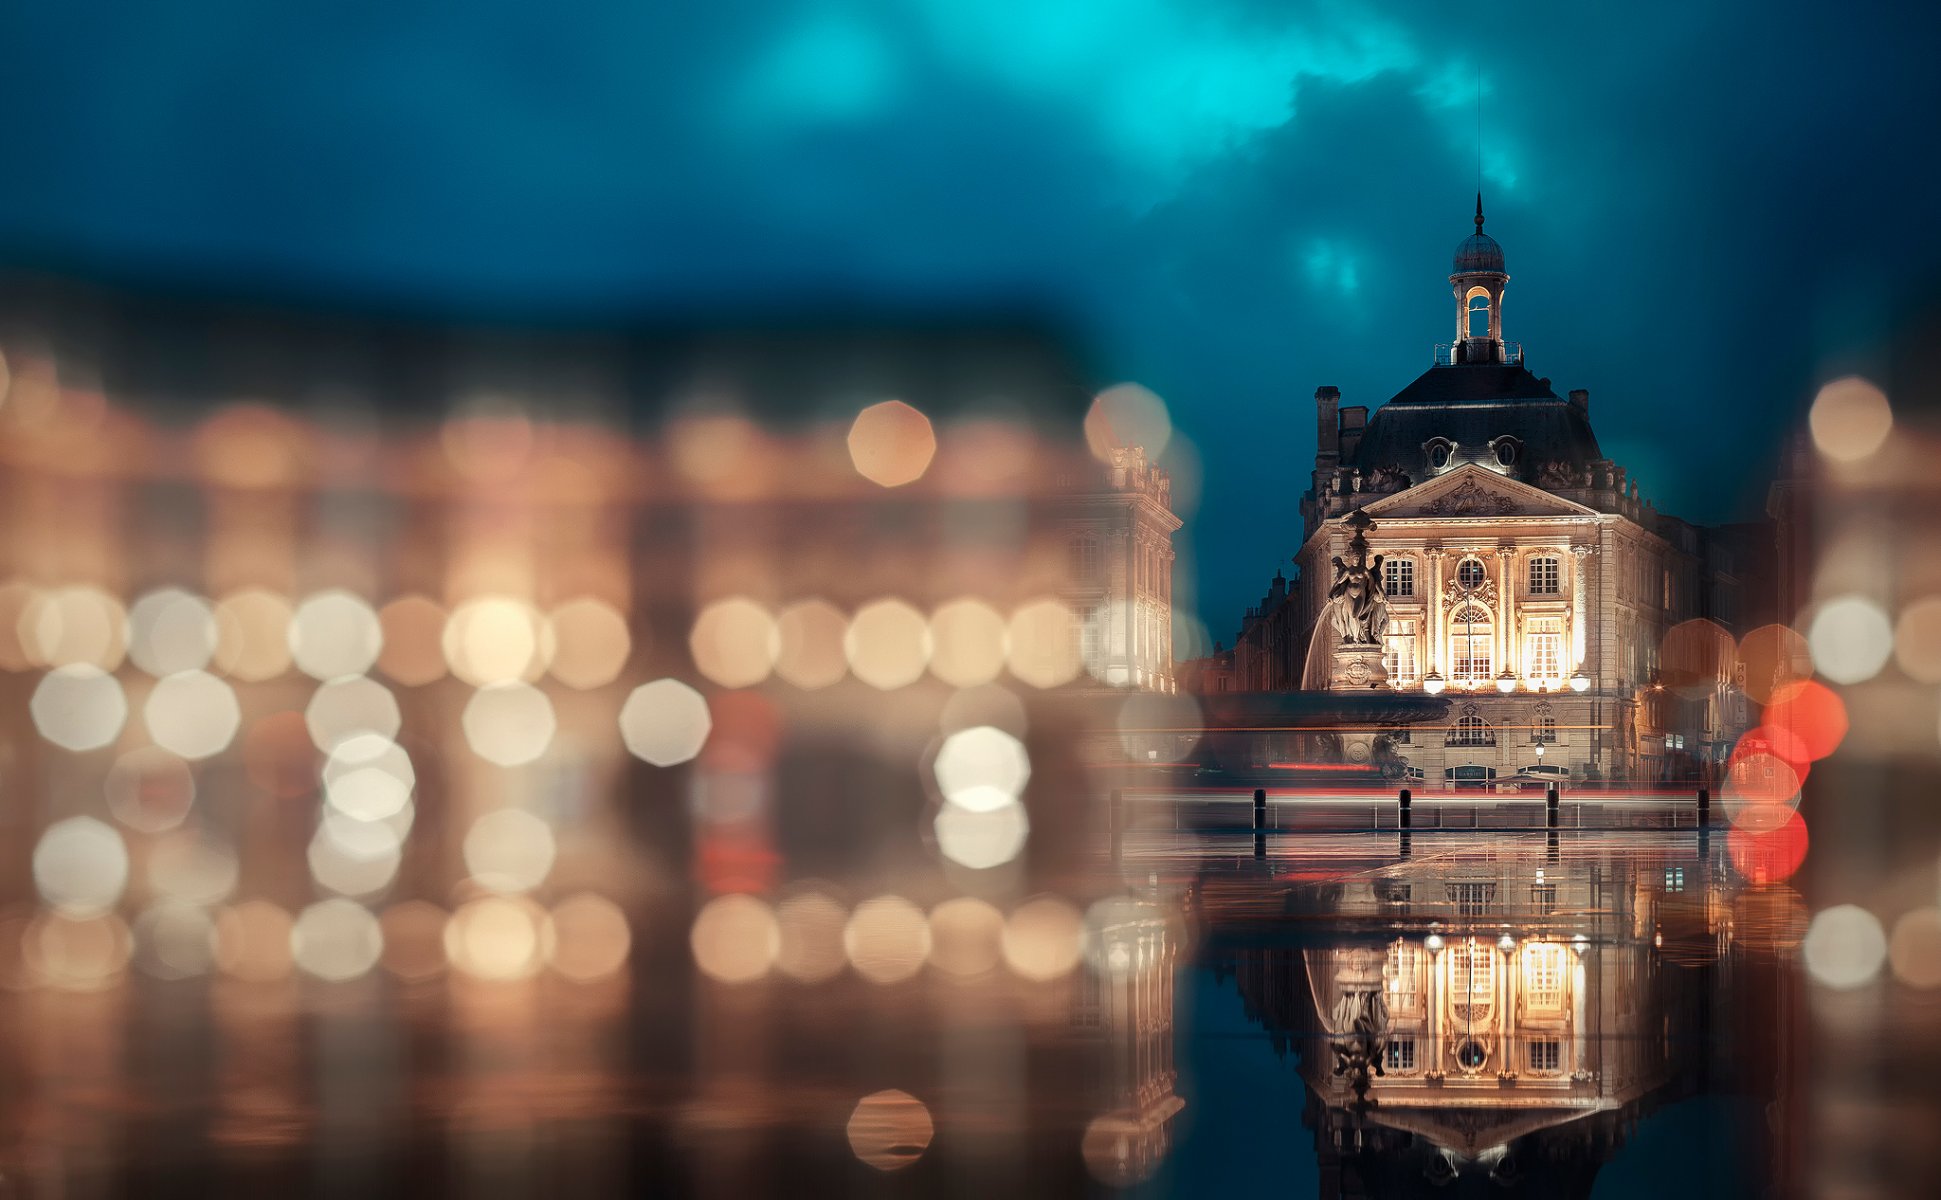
[1384,558,1414,597]
[1524,943,1566,1010]
[1079,606,1102,673]
[1530,883,1558,913]
[1449,938,1496,999]
[1383,619,1418,683]
[1527,1039,1561,1073]
[1529,556,1561,595]
[1536,714,1558,743]
[1527,616,1563,684]
[1386,1038,1417,1072]
[1449,883,1494,918]
[1387,944,1423,1012]
[1453,633,1492,683]
[1665,867,1685,892]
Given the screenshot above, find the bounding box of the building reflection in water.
[1190,833,1789,1195]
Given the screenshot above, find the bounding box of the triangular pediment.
[1359,464,1600,521]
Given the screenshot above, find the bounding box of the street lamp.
[1534,741,1546,766]
[1495,669,1517,694]
[1569,671,1590,693]
[1423,670,1446,695]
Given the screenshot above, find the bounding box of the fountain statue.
[1300,511,1391,689]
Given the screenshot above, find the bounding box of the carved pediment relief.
[1426,477,1517,516]
[1360,464,1600,521]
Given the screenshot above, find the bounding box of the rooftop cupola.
[1447,194,1516,365]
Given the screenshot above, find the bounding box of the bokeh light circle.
[934,799,1030,870]
[690,893,779,984]
[845,599,931,690]
[462,808,557,893]
[291,898,385,981]
[843,895,931,984]
[619,678,713,766]
[1809,375,1893,463]
[1807,595,1894,685]
[1002,896,1085,981]
[933,725,1031,809]
[846,400,937,488]
[289,590,383,681]
[127,588,218,676]
[461,681,557,766]
[846,1089,934,1171]
[33,816,129,916]
[144,669,242,760]
[1803,904,1887,989]
[31,664,128,751]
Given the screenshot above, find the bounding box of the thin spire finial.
[1475,191,1485,233]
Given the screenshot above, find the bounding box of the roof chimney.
[1569,388,1589,415]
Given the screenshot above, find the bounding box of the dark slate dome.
[1347,364,1603,479]
[1454,231,1505,274]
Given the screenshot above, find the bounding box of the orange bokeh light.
[1735,624,1814,705]
[846,400,936,488]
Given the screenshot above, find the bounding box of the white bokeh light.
[619,678,713,766]
[33,816,129,916]
[1807,596,1894,685]
[31,664,128,751]
[144,670,241,760]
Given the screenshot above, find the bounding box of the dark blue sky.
[3,1,1939,637]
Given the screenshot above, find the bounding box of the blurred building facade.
[1192,201,1755,784]
[1059,445,1182,693]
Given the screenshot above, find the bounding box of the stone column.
[1497,546,1515,678]
[1426,544,1444,676]
[1571,544,1592,673]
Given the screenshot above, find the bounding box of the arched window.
[1450,604,1492,683]
[1453,713,1493,746]
[1069,534,1101,584]
[1532,701,1558,743]
[1467,291,1491,338]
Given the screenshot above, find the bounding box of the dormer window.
[1425,438,1455,472]
[1491,436,1521,468]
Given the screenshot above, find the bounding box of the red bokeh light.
[1763,679,1848,762]
[1728,810,1809,885]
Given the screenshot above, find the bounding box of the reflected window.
[1386,943,1424,1014]
[1530,882,1558,913]
[1452,714,1493,746]
[1448,883,1495,918]
[1386,1038,1417,1073]
[1527,1039,1562,1074]
[1523,942,1566,1011]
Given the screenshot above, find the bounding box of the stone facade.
[1058,445,1182,692]
[1193,202,1758,784]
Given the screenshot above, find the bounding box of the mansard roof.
[1347,363,1604,480]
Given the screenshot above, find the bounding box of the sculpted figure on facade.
[1327,516,1388,645]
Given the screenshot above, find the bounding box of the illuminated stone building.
[1208,199,1754,782]
[1060,445,1182,692]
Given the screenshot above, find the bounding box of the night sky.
[2,1,1940,640]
